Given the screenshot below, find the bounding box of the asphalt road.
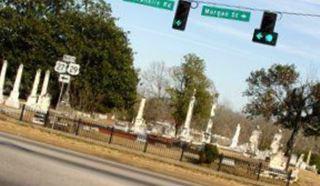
[0,132,196,186]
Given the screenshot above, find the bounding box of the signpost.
[54,55,80,109]
[201,5,251,22]
[123,0,175,11]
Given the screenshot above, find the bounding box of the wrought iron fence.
[0,104,293,186]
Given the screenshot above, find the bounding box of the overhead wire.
[189,0,320,18]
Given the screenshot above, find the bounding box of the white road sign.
[67,63,80,76]
[63,54,76,63]
[54,61,68,74]
[59,74,71,83]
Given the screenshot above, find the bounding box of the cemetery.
[0,57,318,185]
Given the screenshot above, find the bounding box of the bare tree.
[140,61,170,98]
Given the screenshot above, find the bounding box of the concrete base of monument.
[5,95,20,109]
[26,96,38,107]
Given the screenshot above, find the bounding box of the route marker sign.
[201,5,251,22]
[54,61,68,74]
[123,0,175,11]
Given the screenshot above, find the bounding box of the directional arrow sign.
[201,5,251,22]
[123,0,175,11]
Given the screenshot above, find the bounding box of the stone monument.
[5,64,23,108]
[36,70,51,112]
[26,69,41,108]
[0,60,8,103]
[230,123,241,148]
[131,98,147,134]
[269,151,287,171]
[179,89,196,142]
[202,94,218,143]
[248,125,262,155]
[270,129,283,155]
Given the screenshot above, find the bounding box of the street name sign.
[201,5,251,22]
[123,0,175,11]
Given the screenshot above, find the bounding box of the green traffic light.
[265,34,273,42]
[175,20,182,26]
[256,32,263,40]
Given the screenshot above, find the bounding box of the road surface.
[0,132,196,186]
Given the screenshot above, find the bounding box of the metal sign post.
[54,55,80,110]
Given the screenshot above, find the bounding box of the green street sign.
[123,0,175,11]
[201,5,251,22]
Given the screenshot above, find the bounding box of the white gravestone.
[248,125,262,155]
[269,151,287,171]
[0,60,8,103]
[26,69,41,107]
[202,95,218,143]
[230,123,241,148]
[36,70,51,112]
[270,129,283,155]
[5,64,23,108]
[131,98,147,134]
[179,89,196,142]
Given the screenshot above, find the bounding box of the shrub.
[310,154,320,174]
[199,144,219,164]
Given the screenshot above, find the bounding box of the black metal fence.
[0,104,294,186]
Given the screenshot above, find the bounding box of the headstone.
[36,70,51,112]
[5,64,23,108]
[248,125,262,155]
[230,123,241,148]
[0,60,8,103]
[202,93,218,143]
[40,70,50,97]
[306,150,312,165]
[131,98,147,134]
[269,151,287,171]
[296,154,306,169]
[270,129,282,155]
[179,89,196,142]
[26,69,41,107]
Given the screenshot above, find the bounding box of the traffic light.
[172,0,191,31]
[252,12,278,46]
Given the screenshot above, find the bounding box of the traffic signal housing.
[172,0,191,31]
[252,12,278,46]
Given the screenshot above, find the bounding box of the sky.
[106,0,320,111]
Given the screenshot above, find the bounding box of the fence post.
[44,111,50,127]
[286,169,293,186]
[74,119,81,135]
[143,135,148,153]
[246,163,251,173]
[19,104,26,121]
[217,154,224,171]
[179,143,186,161]
[256,162,263,181]
[108,127,114,144]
